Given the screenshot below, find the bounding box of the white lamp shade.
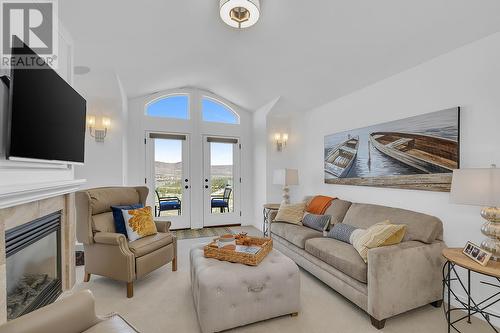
[273,169,299,186]
[450,167,500,207]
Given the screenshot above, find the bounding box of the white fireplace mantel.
[0,179,86,209]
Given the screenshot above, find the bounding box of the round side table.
[262,204,280,237]
[442,248,500,333]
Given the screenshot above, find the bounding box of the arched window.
[146,95,189,119]
[202,97,239,124]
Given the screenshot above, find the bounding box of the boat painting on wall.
[324,107,460,192]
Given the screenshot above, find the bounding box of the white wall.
[251,97,280,229]
[127,88,254,228]
[117,76,129,185]
[280,31,500,320]
[74,71,128,189]
[266,113,301,203]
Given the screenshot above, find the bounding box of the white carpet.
[73,226,492,332]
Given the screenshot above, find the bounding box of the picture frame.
[323,107,460,192]
[463,241,492,266]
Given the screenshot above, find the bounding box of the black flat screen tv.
[7,39,86,164]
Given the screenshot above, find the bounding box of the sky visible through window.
[155,139,233,165]
[155,139,182,163]
[202,98,239,124]
[147,95,188,119]
[147,96,238,124]
[210,143,233,165]
[150,96,237,165]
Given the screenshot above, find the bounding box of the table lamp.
[450,164,500,260]
[273,169,299,204]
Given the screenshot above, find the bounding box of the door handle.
[185,179,189,183]
[185,185,189,189]
[205,179,208,182]
[204,185,209,189]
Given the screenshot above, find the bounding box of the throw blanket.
[306,195,336,215]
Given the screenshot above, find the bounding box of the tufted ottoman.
[190,245,300,333]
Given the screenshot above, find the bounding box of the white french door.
[202,136,241,227]
[146,132,191,230]
[145,133,241,229]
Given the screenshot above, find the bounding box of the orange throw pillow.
[306,195,336,215]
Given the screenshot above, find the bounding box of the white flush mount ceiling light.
[220,0,260,29]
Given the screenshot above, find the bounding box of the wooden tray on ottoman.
[204,236,273,266]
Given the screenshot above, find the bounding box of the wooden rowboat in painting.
[369,132,458,174]
[324,136,359,177]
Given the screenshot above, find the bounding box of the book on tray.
[235,245,261,255]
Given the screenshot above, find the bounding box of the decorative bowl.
[217,234,236,248]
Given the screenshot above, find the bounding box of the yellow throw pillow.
[274,202,307,225]
[351,220,407,263]
[122,206,157,241]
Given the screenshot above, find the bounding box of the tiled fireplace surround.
[0,194,76,324]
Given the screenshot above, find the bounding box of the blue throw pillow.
[302,213,331,232]
[111,204,143,237]
[328,223,358,244]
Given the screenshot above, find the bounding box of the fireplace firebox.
[5,211,62,320]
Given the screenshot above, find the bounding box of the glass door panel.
[210,142,234,214]
[203,137,240,227]
[146,133,190,229]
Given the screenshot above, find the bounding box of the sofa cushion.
[302,213,331,232]
[83,314,138,333]
[271,222,322,249]
[351,221,407,263]
[305,238,367,283]
[88,187,141,215]
[92,212,116,233]
[342,203,442,243]
[111,203,144,237]
[323,199,352,225]
[327,223,358,243]
[306,195,335,214]
[122,206,157,241]
[275,202,306,224]
[128,232,173,257]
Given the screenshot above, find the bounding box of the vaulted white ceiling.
[60,0,500,113]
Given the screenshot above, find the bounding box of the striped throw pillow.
[351,220,407,263]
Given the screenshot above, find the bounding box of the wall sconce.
[274,133,288,152]
[87,115,110,142]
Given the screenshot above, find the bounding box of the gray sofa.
[270,198,446,329]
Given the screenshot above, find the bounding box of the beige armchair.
[0,290,138,333]
[76,186,177,298]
